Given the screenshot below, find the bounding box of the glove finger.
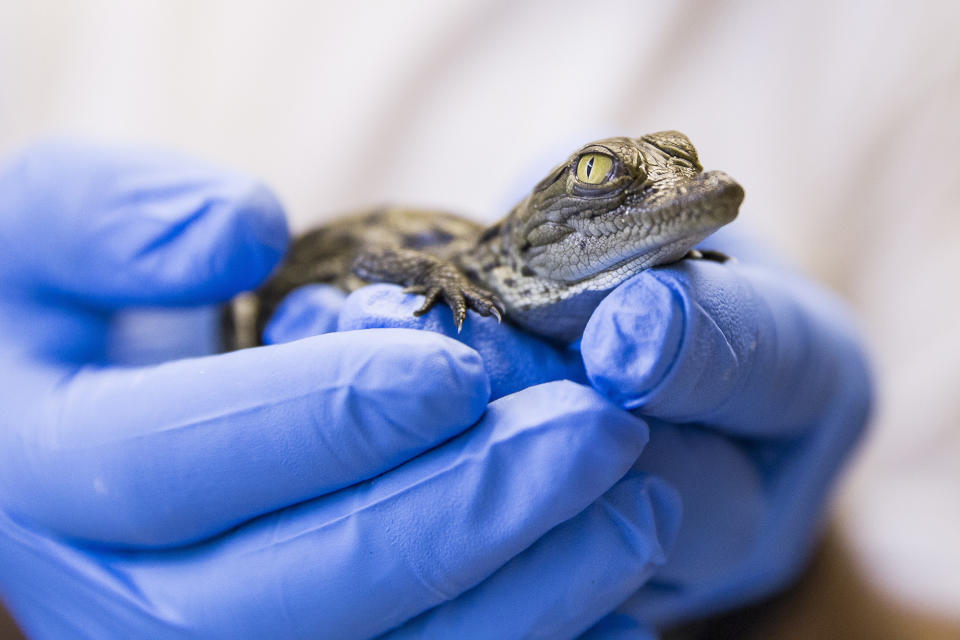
[337,283,588,399]
[618,412,865,628]
[0,141,288,305]
[582,260,872,437]
[122,381,649,639]
[261,284,347,344]
[0,329,489,547]
[385,473,679,640]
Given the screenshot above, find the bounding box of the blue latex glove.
[270,282,589,401]
[277,226,871,636]
[0,142,680,639]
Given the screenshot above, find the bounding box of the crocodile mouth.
[656,170,743,226]
[531,171,742,282]
[574,171,742,237]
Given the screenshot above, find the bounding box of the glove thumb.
[0,141,288,306]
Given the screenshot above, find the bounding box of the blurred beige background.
[1,0,958,631]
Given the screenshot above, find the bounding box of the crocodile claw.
[404,272,504,331]
[685,248,733,263]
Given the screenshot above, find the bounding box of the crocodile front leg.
[353,247,505,331]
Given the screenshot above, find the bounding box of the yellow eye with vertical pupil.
[576,153,614,184]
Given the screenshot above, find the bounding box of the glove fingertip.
[338,284,433,332]
[207,178,290,296]
[0,140,292,305]
[513,380,650,463]
[408,330,492,427]
[262,284,346,344]
[338,286,588,400]
[229,178,290,279]
[582,272,685,408]
[150,176,289,302]
[318,329,491,437]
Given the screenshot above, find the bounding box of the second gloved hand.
[579,230,872,632]
[286,228,872,636]
[0,142,677,639]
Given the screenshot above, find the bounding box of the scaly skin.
[231,131,743,347]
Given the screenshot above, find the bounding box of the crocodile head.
[482,131,743,341]
[506,131,742,283]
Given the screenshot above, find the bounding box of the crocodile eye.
[576,153,614,185]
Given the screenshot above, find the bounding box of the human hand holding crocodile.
[288,230,870,638]
[0,143,678,638]
[577,230,872,636]
[263,135,871,636]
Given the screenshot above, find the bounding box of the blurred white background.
[1,0,958,623]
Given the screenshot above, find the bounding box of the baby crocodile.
[230,131,743,347]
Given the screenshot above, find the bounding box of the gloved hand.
[578,229,872,634]
[0,142,679,639]
[296,227,871,636]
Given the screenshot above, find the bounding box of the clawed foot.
[404,267,505,331]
